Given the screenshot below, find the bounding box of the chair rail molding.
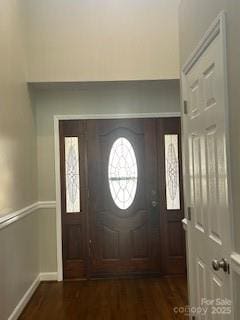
[0,201,56,230]
[38,201,57,209]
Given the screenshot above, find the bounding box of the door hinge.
[187,207,192,221]
[184,100,188,115]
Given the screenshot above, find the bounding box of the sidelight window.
[108,137,138,210]
[164,134,180,210]
[65,137,80,213]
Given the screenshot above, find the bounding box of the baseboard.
[8,275,40,320]
[8,272,58,320]
[39,272,58,281]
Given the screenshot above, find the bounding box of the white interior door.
[182,14,233,319]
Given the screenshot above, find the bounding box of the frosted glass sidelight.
[65,137,80,213]
[108,137,138,210]
[164,134,180,210]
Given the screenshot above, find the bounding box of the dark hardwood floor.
[19,276,188,320]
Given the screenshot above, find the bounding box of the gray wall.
[38,208,57,272]
[0,214,39,320]
[33,80,180,200]
[32,80,181,271]
[179,0,240,254]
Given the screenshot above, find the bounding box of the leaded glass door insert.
[108,137,138,210]
[65,137,81,213]
[164,134,180,210]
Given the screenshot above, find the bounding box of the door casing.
[54,112,181,281]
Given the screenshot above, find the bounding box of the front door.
[87,119,161,276]
[183,16,232,318]
[60,117,185,279]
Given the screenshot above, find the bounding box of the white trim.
[55,113,181,121]
[0,203,39,230]
[181,218,188,231]
[8,272,59,320]
[8,275,40,320]
[0,201,56,230]
[182,11,225,74]
[54,112,181,282]
[39,272,58,281]
[37,201,56,209]
[54,116,63,281]
[230,252,240,276]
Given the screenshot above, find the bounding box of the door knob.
[212,258,229,273]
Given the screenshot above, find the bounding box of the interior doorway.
[59,117,186,279]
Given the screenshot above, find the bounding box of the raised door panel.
[168,221,184,257]
[102,226,120,260]
[190,79,201,119]
[131,223,149,259]
[67,225,83,260]
[192,133,205,233]
[196,258,207,313]
[206,126,222,245]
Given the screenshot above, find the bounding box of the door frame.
[181,11,235,314]
[54,112,181,281]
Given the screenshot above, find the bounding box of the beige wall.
[0,1,39,319]
[24,0,180,82]
[0,0,37,215]
[32,80,180,271]
[179,0,240,253]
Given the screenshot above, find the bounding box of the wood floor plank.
[19,277,188,320]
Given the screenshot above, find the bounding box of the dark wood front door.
[87,119,161,277]
[60,118,185,279]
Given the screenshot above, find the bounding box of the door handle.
[89,239,94,255]
[151,190,159,208]
[212,258,229,273]
[151,200,159,208]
